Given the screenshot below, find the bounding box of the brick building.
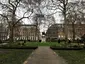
[0,23,8,40]
[13,24,40,41]
[46,24,85,41]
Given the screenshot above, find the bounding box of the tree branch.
[14,12,33,26]
[0,14,9,22]
[8,0,15,9]
[0,2,12,10]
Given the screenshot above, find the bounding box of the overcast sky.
[0,0,81,32]
[0,0,80,24]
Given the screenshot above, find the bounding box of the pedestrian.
[68,39,71,44]
[77,38,80,45]
[58,39,60,43]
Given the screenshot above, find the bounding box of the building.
[46,24,64,41]
[0,23,40,41]
[13,24,40,41]
[0,23,8,40]
[46,24,85,41]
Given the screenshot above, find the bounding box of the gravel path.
[23,46,67,64]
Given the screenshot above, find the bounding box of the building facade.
[0,23,8,40]
[46,24,85,41]
[13,24,40,41]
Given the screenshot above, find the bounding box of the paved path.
[23,46,67,64]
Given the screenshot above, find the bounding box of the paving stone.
[23,46,67,64]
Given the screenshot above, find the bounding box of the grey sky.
[0,0,82,32]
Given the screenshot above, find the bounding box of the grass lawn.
[55,50,85,64]
[25,42,62,47]
[0,49,34,64]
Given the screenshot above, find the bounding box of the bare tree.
[0,0,33,42]
[47,0,85,41]
[43,0,69,42]
[66,2,78,41]
[0,0,84,43]
[67,0,85,41]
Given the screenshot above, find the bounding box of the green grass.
[24,42,83,47]
[25,42,62,47]
[0,49,33,64]
[55,50,85,64]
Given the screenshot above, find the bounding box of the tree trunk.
[64,14,68,42]
[9,26,14,42]
[63,2,68,43]
[63,8,68,43]
[9,11,15,43]
[72,22,75,42]
[36,25,39,41]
